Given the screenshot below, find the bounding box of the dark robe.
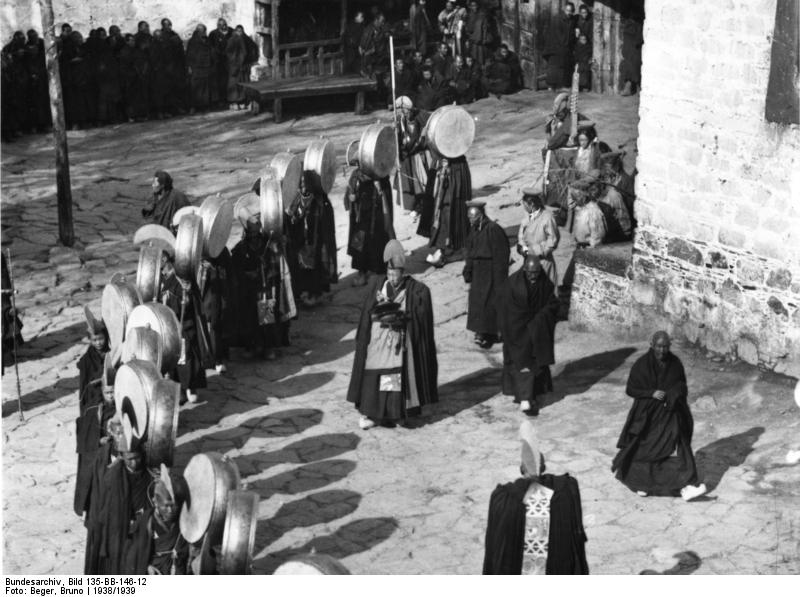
[396,110,429,211]
[125,509,188,575]
[230,236,290,355]
[482,57,512,95]
[161,273,209,393]
[23,41,51,130]
[1,253,23,374]
[463,219,509,336]
[418,156,472,255]
[495,270,560,404]
[543,14,575,88]
[225,34,247,103]
[345,169,395,274]
[347,275,438,420]
[483,474,589,575]
[144,188,190,232]
[388,66,417,105]
[84,443,115,574]
[209,27,232,104]
[186,33,214,110]
[200,249,232,363]
[74,345,111,517]
[574,41,592,90]
[611,350,699,496]
[96,461,151,574]
[286,191,338,296]
[93,40,121,123]
[148,35,170,114]
[464,9,491,65]
[453,64,479,104]
[160,30,187,112]
[415,77,446,111]
[432,53,453,79]
[344,21,364,74]
[121,39,150,119]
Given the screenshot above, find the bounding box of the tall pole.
[389,36,404,207]
[39,0,75,247]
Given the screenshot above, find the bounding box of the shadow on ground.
[695,426,765,491]
[252,516,399,574]
[640,551,702,575]
[543,346,637,408]
[407,366,502,428]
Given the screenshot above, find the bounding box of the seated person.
[598,170,633,242]
[599,150,636,221]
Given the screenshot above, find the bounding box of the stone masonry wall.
[632,0,800,376]
[1,1,254,41]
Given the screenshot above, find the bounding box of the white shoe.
[215,363,226,374]
[680,483,707,502]
[359,416,376,430]
[186,390,198,404]
[519,400,531,412]
[786,449,800,465]
[636,490,648,497]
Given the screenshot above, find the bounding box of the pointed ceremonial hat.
[383,239,406,268]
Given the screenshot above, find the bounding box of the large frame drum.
[175,213,204,282]
[145,378,180,467]
[198,195,234,259]
[425,105,475,158]
[113,359,161,448]
[358,124,397,179]
[180,453,241,545]
[125,304,181,373]
[219,490,259,574]
[303,139,337,194]
[101,274,142,350]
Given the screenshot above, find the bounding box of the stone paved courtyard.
[2,91,799,575]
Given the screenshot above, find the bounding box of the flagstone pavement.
[2,90,798,575]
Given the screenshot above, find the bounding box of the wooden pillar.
[38,0,74,247]
[273,97,283,123]
[591,4,604,93]
[272,0,280,79]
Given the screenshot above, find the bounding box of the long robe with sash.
[125,509,189,575]
[347,275,437,422]
[612,349,699,496]
[496,270,560,405]
[483,474,589,574]
[161,273,209,392]
[418,156,472,254]
[463,219,509,336]
[286,190,338,296]
[84,443,115,574]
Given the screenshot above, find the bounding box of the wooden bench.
[240,75,378,123]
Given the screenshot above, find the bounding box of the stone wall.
[632,0,800,375]
[1,1,253,41]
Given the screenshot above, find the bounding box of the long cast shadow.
[695,427,765,492]
[225,432,361,478]
[542,346,637,409]
[249,459,357,500]
[640,551,702,575]
[406,366,502,428]
[254,489,362,550]
[252,516,399,574]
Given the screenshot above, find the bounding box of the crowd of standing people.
[1,18,260,141]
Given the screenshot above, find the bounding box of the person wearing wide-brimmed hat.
[347,240,438,430]
[463,200,509,349]
[483,420,589,574]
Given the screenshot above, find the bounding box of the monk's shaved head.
[651,330,670,346]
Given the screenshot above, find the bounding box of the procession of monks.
[60,86,715,577]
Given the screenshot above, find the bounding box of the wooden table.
[240,75,378,123]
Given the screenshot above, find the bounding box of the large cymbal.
[198,195,234,258]
[219,490,259,574]
[180,453,241,545]
[101,274,142,350]
[174,213,204,282]
[113,359,161,449]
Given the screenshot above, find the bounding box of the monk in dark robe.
[224,28,247,108]
[612,331,707,501]
[463,201,509,349]
[74,308,113,517]
[125,466,189,575]
[496,255,560,417]
[347,240,438,430]
[395,97,430,213]
[84,419,124,574]
[96,445,152,574]
[160,254,209,403]
[231,219,293,360]
[483,420,589,575]
[158,19,187,115]
[418,155,472,267]
[200,248,232,371]
[543,3,576,89]
[142,170,190,233]
[186,25,214,113]
[285,172,338,308]
[344,165,395,287]
[209,19,232,107]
